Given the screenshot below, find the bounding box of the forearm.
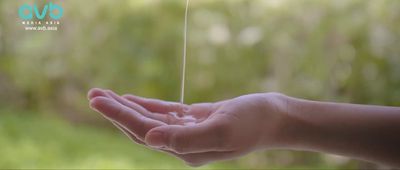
[279,96,400,166]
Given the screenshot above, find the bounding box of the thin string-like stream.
[180,0,190,104]
[168,0,197,125]
[168,0,205,126]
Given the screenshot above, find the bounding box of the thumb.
[145,119,232,154]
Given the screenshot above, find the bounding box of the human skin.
[87,88,400,167]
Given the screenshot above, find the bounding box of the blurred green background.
[1,0,399,169]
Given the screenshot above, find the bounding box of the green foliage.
[0,0,399,168]
[1,0,399,109]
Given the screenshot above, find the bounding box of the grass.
[0,109,237,169]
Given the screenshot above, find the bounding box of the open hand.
[88,88,289,166]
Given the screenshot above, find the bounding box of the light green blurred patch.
[0,109,359,169]
[0,110,238,169]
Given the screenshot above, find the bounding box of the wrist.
[278,96,326,151]
[260,93,313,150]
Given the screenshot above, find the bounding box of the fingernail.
[146,131,166,147]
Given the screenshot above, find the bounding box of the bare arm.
[281,97,400,166]
[88,88,400,167]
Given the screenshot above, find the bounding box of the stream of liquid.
[180,0,190,104]
[166,0,196,125]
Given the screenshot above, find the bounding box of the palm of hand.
[88,88,284,166]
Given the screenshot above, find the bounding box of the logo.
[18,2,63,31]
[19,2,63,20]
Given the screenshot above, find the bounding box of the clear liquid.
[180,0,190,104]
[168,111,197,126]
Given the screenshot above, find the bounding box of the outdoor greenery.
[0,0,399,169]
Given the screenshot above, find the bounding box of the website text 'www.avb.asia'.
[24,26,58,31]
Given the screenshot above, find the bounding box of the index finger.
[123,94,189,114]
[90,96,166,139]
